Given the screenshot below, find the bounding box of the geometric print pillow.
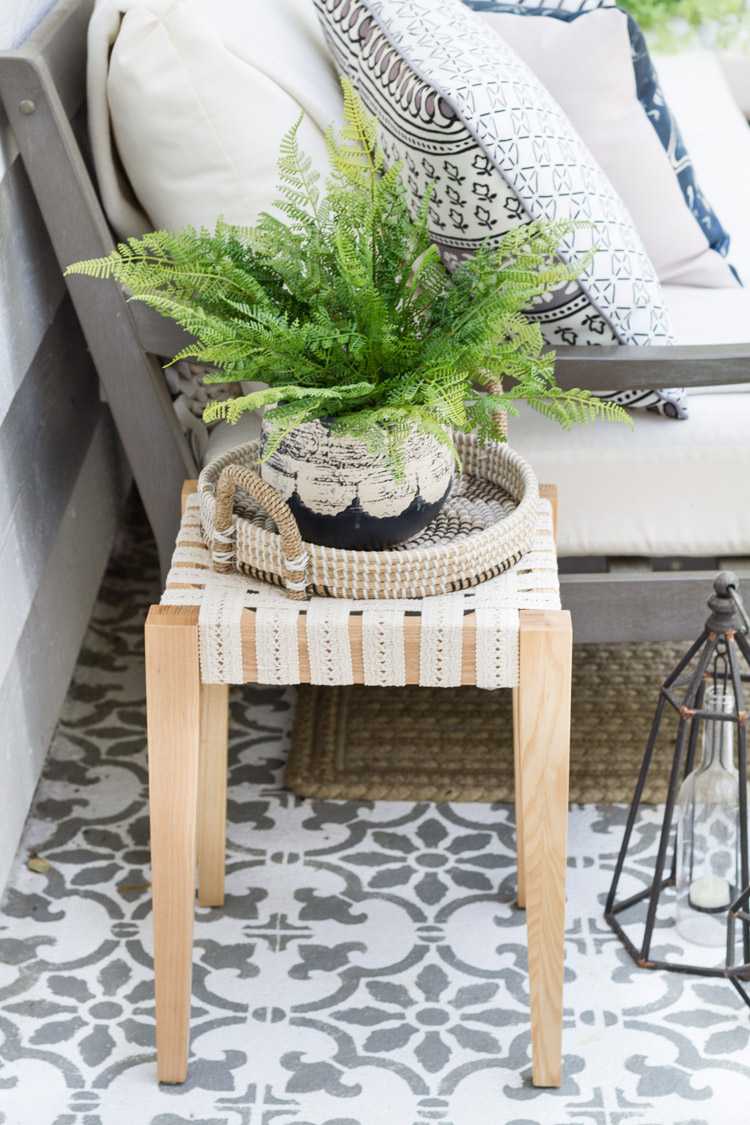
[314,0,688,418]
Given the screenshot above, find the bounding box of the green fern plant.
[66,79,630,477]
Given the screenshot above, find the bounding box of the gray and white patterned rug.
[1,506,749,1125]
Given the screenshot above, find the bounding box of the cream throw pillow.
[88,0,344,238]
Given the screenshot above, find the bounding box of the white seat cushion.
[508,387,748,558]
[509,274,750,558]
[205,380,749,560]
[506,49,750,560]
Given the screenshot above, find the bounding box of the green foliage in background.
[619,0,750,50]
[66,81,629,478]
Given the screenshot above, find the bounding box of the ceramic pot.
[259,415,454,550]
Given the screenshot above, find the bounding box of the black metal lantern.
[726,884,750,1004]
[606,572,750,981]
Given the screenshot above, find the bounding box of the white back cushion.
[656,50,750,287]
[88,0,344,237]
[476,7,739,289]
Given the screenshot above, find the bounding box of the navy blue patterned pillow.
[465,0,740,290]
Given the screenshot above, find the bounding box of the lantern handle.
[728,583,750,634]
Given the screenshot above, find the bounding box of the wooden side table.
[145,484,572,1088]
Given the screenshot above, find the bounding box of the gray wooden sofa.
[2,0,748,642]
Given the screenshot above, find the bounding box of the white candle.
[688,875,731,910]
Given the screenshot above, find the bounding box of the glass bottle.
[675,686,742,947]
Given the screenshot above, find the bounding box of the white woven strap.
[198,582,245,684]
[165,564,215,587]
[362,606,407,687]
[419,593,465,688]
[475,605,519,689]
[306,599,354,686]
[171,545,213,566]
[255,605,301,685]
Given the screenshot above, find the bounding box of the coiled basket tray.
[197,431,539,600]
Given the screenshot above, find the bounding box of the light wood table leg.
[145,605,201,1084]
[512,686,526,909]
[515,485,555,912]
[197,684,229,907]
[517,609,572,1088]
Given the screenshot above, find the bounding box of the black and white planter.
[259,415,454,550]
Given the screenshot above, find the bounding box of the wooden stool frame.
[145,485,572,1088]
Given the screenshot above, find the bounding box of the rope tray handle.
[487,380,507,439]
[213,463,310,600]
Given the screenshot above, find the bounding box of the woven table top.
[161,488,561,689]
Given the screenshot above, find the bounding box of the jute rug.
[286,642,691,804]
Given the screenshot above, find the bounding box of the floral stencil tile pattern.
[1,506,750,1125]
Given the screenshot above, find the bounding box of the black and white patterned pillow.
[314,0,687,418]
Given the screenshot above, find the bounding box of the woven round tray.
[197,431,539,600]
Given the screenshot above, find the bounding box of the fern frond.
[527,390,632,429]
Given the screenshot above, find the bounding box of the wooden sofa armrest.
[130,304,750,393]
[0,0,195,583]
[553,343,750,391]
